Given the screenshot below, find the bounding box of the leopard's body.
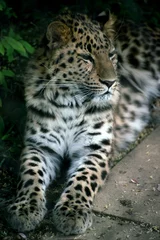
[5,12,160,235]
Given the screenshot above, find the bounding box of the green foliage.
[0,0,34,140]
[0,116,5,138]
[0,0,16,18]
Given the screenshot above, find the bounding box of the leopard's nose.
[99,79,115,88]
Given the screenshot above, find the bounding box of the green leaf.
[0,1,6,11]
[1,38,9,49]
[18,50,28,57]
[1,37,14,61]
[2,69,15,77]
[8,27,15,37]
[0,42,5,55]
[6,45,14,62]
[8,28,21,40]
[4,36,27,55]
[0,71,4,85]
[0,116,5,137]
[0,98,2,107]
[1,133,11,141]
[20,40,35,54]
[0,71,7,88]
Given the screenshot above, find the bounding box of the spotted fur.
[5,12,160,235]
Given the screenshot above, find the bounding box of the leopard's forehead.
[55,13,111,52]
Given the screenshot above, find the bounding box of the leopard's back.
[117,20,160,98]
[114,20,160,150]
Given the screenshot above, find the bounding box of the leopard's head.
[28,12,119,106]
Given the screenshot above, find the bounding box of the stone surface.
[85,215,160,240]
[93,126,160,226]
[48,214,160,240]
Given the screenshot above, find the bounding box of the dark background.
[3,0,160,24]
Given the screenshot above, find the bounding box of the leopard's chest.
[26,107,90,158]
[26,103,114,162]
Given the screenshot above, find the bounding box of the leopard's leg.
[6,145,59,232]
[53,151,110,235]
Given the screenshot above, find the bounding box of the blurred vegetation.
[0,0,35,163]
[0,0,160,164]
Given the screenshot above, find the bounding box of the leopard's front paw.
[53,203,93,235]
[6,200,47,232]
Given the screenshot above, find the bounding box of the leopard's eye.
[78,53,94,63]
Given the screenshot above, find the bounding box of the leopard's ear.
[46,21,72,49]
[102,12,117,41]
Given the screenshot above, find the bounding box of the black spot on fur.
[88,132,101,136]
[35,187,40,191]
[128,54,139,68]
[78,28,84,34]
[134,100,142,107]
[31,129,36,135]
[88,153,103,159]
[38,179,44,185]
[41,146,57,155]
[66,194,73,200]
[31,156,41,163]
[28,106,55,119]
[101,139,110,145]
[30,192,38,198]
[77,167,86,172]
[61,206,68,211]
[24,179,34,188]
[75,184,83,192]
[91,182,97,192]
[68,57,74,63]
[99,162,106,168]
[77,176,88,181]
[30,206,35,212]
[60,63,66,68]
[101,170,107,180]
[46,74,51,80]
[90,174,98,180]
[85,186,91,197]
[81,196,87,202]
[30,199,37,204]
[89,144,101,150]
[38,170,44,177]
[76,193,80,198]
[87,44,92,53]
[85,160,95,166]
[93,122,104,129]
[121,43,129,51]
[24,169,36,176]
[40,127,49,133]
[123,93,131,102]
